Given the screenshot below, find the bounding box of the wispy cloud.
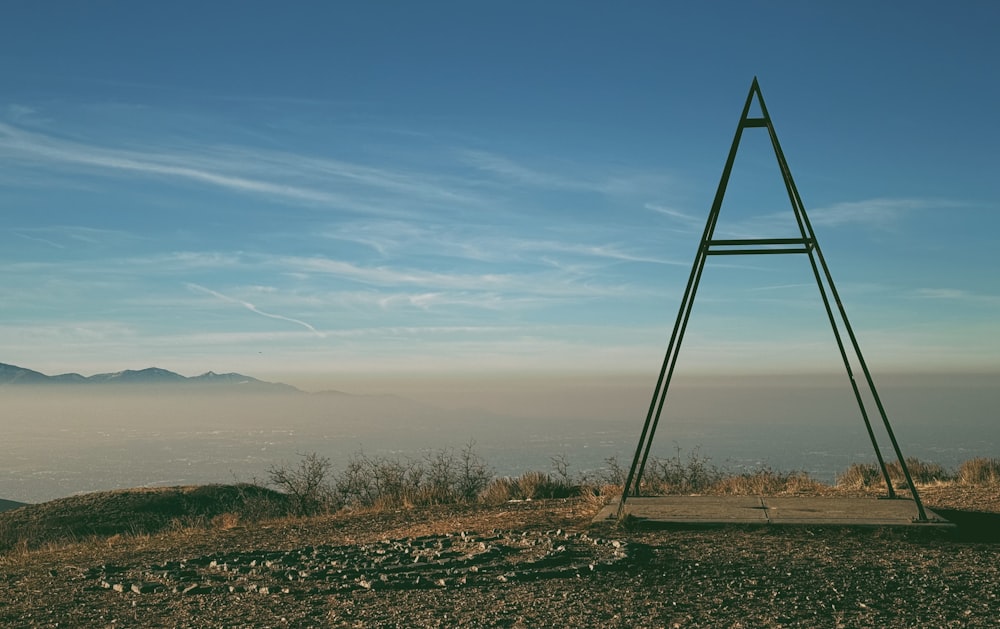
[744,283,813,292]
[645,203,702,226]
[219,146,478,206]
[460,149,585,189]
[154,251,245,269]
[0,123,342,203]
[912,288,999,303]
[808,198,959,228]
[459,149,675,199]
[5,104,39,123]
[373,291,560,311]
[0,122,458,217]
[322,219,683,269]
[514,240,683,266]
[187,283,325,337]
[708,197,964,240]
[14,231,65,249]
[10,225,138,249]
[274,253,643,299]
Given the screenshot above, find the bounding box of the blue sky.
[1,2,998,387]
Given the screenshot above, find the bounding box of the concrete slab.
[595,496,953,528]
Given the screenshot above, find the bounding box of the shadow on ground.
[933,509,1000,542]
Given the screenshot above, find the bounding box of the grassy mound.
[0,484,291,553]
[0,498,28,513]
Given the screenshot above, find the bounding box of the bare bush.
[267,452,336,516]
[641,446,721,494]
[331,442,492,508]
[457,441,493,501]
[600,456,627,488]
[369,455,423,507]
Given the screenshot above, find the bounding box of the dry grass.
[837,457,956,489]
[711,468,824,495]
[210,512,242,530]
[837,462,886,489]
[958,457,1000,485]
[5,448,1000,561]
[479,472,579,504]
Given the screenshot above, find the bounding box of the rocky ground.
[1,486,998,628]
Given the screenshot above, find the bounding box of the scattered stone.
[130,583,159,594]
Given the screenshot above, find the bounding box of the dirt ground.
[2,486,998,628]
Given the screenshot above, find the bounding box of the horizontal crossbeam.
[707,238,811,246]
[705,247,810,255]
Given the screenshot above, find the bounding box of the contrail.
[187,283,325,338]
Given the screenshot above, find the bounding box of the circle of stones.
[87,529,639,596]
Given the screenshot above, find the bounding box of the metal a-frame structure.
[618,77,928,522]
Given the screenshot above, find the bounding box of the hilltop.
[1,478,999,627]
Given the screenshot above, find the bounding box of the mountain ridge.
[0,362,300,393]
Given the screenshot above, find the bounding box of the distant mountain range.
[0,362,300,392]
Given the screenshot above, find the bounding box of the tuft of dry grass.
[837,458,955,489]
[479,477,518,505]
[211,512,241,530]
[711,469,823,496]
[837,462,884,489]
[887,458,953,485]
[479,472,579,504]
[958,457,1000,485]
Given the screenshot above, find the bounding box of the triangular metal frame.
[617,77,928,521]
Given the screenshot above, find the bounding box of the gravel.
[1,488,998,627]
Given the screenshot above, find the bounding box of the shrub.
[600,456,627,488]
[332,452,423,508]
[267,452,336,516]
[640,446,721,494]
[331,442,494,509]
[369,455,423,507]
[456,441,493,500]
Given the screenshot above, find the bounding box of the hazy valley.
[2,363,998,505]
